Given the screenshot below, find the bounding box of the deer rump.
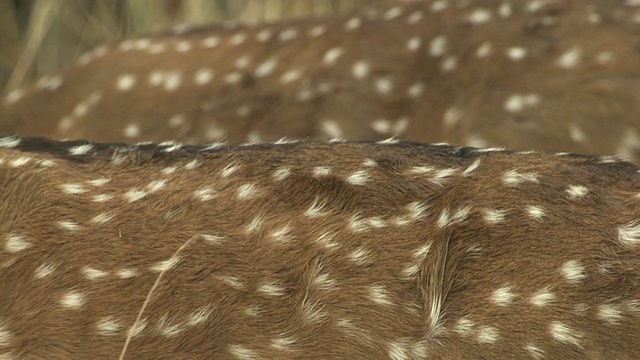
[1,136,640,359]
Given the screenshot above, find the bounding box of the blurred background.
[0,0,383,95]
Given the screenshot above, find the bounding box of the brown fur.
[1,135,640,359]
[2,0,640,163]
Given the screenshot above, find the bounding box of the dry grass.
[0,0,381,95]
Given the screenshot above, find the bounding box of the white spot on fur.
[194,67,214,85]
[35,262,56,278]
[384,6,402,20]
[256,29,273,42]
[127,318,148,337]
[4,89,25,104]
[568,124,587,143]
[406,37,421,52]
[147,43,166,54]
[124,188,147,202]
[271,334,297,350]
[305,197,328,217]
[349,246,371,265]
[272,167,291,181]
[388,340,411,360]
[9,157,30,167]
[57,221,80,231]
[92,194,114,203]
[491,286,515,306]
[527,205,545,221]
[96,317,121,336]
[403,243,431,277]
[345,17,361,30]
[175,41,191,52]
[0,322,12,347]
[483,209,507,224]
[597,304,623,324]
[566,185,588,199]
[506,47,527,61]
[255,58,278,78]
[468,8,492,24]
[224,72,242,84]
[0,137,21,148]
[316,232,339,250]
[549,321,582,346]
[556,47,582,69]
[116,268,138,279]
[476,41,492,58]
[309,25,326,37]
[323,47,344,65]
[407,10,424,24]
[349,214,369,233]
[531,287,555,307]
[561,260,586,283]
[369,284,393,306]
[82,267,108,280]
[68,144,94,156]
[346,170,370,185]
[163,71,182,91]
[407,82,425,97]
[116,74,136,91]
[269,225,292,244]
[502,169,539,185]
[411,166,434,175]
[221,163,238,177]
[59,291,86,309]
[477,326,499,343]
[278,28,298,42]
[280,70,301,83]
[237,183,259,200]
[440,56,458,72]
[595,51,615,65]
[442,107,463,127]
[374,77,394,95]
[499,2,513,17]
[245,216,263,233]
[454,317,474,336]
[230,32,247,46]
[431,1,449,12]
[618,222,640,246]
[187,305,213,326]
[219,276,243,290]
[228,345,256,360]
[198,234,224,246]
[258,282,285,296]
[430,168,457,185]
[150,256,180,272]
[437,206,470,228]
[429,36,447,57]
[313,166,332,177]
[525,344,544,359]
[234,55,251,69]
[4,234,30,253]
[61,183,87,195]
[123,123,140,138]
[504,93,540,113]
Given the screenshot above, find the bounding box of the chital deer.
[1,134,640,359]
[3,0,640,162]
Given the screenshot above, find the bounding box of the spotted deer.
[3,0,640,163]
[1,134,640,359]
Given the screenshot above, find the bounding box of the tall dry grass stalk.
[1,0,380,95]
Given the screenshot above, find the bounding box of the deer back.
[1,136,640,359]
[3,0,640,163]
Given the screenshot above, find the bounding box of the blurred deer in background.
[2,0,640,161]
[1,135,640,359]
